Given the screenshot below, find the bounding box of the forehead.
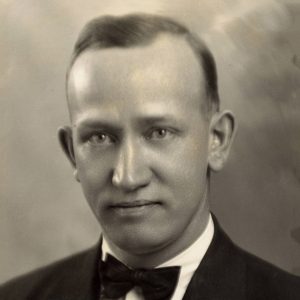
[67,35,206,120]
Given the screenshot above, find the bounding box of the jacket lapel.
[76,242,102,300]
[47,241,102,300]
[182,216,246,300]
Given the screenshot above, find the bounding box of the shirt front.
[101,214,214,300]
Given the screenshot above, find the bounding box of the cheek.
[157,137,208,182]
[183,135,209,172]
[75,149,112,201]
[154,137,209,212]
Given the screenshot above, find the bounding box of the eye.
[88,132,115,145]
[146,128,173,140]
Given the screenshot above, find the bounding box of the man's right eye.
[87,133,115,145]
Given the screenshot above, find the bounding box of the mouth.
[109,200,161,216]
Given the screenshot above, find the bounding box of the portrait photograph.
[0,0,299,299]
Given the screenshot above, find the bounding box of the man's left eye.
[146,128,173,140]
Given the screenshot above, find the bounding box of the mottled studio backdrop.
[0,0,300,283]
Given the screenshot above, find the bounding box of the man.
[0,13,299,300]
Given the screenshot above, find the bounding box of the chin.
[108,228,170,255]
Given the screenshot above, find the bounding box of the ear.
[58,126,80,182]
[208,110,236,172]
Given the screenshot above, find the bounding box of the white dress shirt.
[102,214,214,300]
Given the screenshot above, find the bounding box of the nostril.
[111,172,150,192]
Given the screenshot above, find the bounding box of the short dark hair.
[67,13,220,111]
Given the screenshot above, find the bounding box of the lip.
[109,200,161,216]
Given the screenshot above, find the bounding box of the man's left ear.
[208,110,236,172]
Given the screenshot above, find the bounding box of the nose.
[112,138,151,191]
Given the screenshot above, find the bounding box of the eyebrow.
[137,115,182,126]
[75,120,123,135]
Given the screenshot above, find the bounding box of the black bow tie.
[99,254,180,300]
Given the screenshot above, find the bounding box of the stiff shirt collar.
[101,214,214,300]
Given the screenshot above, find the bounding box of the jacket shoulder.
[0,245,100,300]
[198,216,300,300]
[237,245,300,299]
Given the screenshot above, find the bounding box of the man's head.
[59,14,235,267]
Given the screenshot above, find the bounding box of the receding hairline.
[66,13,220,112]
[68,13,188,69]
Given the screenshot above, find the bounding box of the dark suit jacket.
[1,218,299,300]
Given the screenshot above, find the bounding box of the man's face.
[66,36,213,259]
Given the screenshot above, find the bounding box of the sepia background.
[1,0,300,283]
